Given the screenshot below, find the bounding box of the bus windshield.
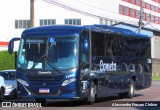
[17,36,78,71]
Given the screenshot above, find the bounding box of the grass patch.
[152,76,160,81]
[0,50,15,71]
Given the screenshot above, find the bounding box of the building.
[0,0,160,58]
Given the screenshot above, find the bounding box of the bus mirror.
[8,37,20,54]
[83,36,88,54]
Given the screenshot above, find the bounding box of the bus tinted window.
[92,31,151,57]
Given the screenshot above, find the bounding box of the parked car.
[0,75,5,101]
[0,69,17,99]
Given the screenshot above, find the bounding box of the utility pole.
[138,0,144,34]
[30,0,34,27]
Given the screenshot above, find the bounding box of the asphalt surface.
[1,81,160,110]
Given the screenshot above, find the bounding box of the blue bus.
[8,25,152,104]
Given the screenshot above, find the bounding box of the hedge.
[0,50,15,71]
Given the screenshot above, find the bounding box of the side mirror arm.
[8,37,20,54]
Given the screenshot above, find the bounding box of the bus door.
[80,30,91,97]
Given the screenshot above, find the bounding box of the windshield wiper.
[40,55,62,74]
[46,60,62,74]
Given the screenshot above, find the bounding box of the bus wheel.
[127,80,135,98]
[35,98,46,106]
[87,82,97,105]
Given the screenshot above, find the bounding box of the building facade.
[0,0,160,59]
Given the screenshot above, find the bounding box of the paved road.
[1,81,160,110]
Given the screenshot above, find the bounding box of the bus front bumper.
[17,83,82,100]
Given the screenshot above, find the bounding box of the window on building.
[156,6,159,12]
[142,2,145,7]
[40,19,56,26]
[99,19,116,26]
[151,5,154,11]
[119,5,123,14]
[15,20,30,29]
[100,18,103,24]
[100,18,108,25]
[146,3,150,9]
[136,0,140,6]
[158,17,160,24]
[153,0,159,2]
[124,7,129,15]
[136,10,140,18]
[65,19,81,25]
[105,20,109,25]
[130,0,135,4]
[146,13,150,21]
[151,15,154,22]
[155,16,159,23]
[142,12,146,20]
[130,9,135,17]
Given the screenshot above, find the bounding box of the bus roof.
[90,25,150,38]
[22,25,84,37]
[22,25,149,38]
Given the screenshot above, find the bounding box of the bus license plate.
[39,88,50,93]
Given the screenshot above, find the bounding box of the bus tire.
[87,82,97,105]
[35,98,46,105]
[0,89,4,102]
[127,80,135,98]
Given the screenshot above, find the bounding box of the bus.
[8,25,152,104]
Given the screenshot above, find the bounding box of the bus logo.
[38,71,51,74]
[99,60,117,72]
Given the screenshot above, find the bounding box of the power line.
[94,0,119,5]
[75,0,118,9]
[73,0,160,32]
[42,0,139,24]
[134,18,160,33]
[136,0,160,33]
[56,0,119,15]
[148,23,160,32]
[43,0,117,21]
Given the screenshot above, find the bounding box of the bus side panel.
[115,57,152,91]
[91,57,120,97]
[91,56,152,96]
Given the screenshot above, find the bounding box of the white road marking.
[24,108,38,110]
[152,98,160,101]
[152,82,160,85]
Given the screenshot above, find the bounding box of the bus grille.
[27,75,63,81]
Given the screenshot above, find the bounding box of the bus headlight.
[62,78,76,86]
[17,79,29,87]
